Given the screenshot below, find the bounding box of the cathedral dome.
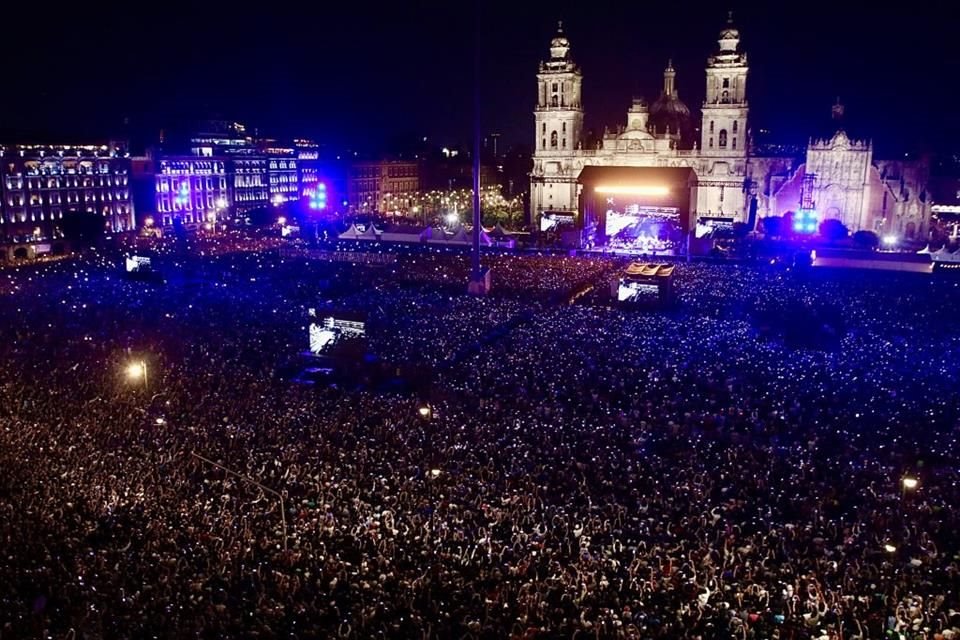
[648,60,692,143]
[649,94,692,136]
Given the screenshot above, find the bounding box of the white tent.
[380,225,427,243]
[426,227,449,243]
[357,224,381,241]
[338,223,363,240]
[931,246,953,262]
[447,226,470,244]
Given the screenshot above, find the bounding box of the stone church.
[530,16,932,240]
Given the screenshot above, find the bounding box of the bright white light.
[595,185,670,196]
[126,362,145,380]
[277,216,287,226]
[216,198,227,209]
[444,213,459,226]
[884,544,897,553]
[203,222,213,231]
[155,417,166,425]
[418,406,431,418]
[902,477,918,490]
[882,235,897,246]
[272,195,285,206]
[429,469,441,478]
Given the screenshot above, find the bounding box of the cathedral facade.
[530,18,932,240]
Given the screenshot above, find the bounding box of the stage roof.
[578,165,697,187]
[623,262,676,278]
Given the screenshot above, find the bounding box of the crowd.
[1,247,960,639]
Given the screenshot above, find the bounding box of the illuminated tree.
[819,219,849,243]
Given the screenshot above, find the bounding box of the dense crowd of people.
[1,245,959,639]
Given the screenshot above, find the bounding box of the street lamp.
[418,405,432,419]
[126,360,148,390]
[901,476,919,499]
[884,543,897,554]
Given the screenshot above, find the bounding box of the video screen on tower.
[604,201,682,253]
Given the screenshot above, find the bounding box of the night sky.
[1,1,957,156]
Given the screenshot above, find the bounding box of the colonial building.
[530,17,933,242]
[348,160,419,214]
[0,143,133,241]
[151,156,229,227]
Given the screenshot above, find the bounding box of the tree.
[60,210,105,248]
[852,230,880,251]
[761,216,782,238]
[781,212,796,236]
[819,219,849,243]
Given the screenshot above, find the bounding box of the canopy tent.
[447,226,471,245]
[380,225,427,243]
[623,262,675,278]
[932,246,960,262]
[493,222,513,237]
[426,227,449,243]
[338,223,364,240]
[357,225,381,241]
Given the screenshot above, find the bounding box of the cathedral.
[530,16,932,245]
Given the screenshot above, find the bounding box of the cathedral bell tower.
[701,12,749,156]
[534,22,584,154]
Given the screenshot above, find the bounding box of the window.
[709,138,714,149]
[723,78,730,89]
[710,121,714,134]
[721,90,729,103]
[542,138,546,149]
[551,95,558,107]
[562,138,567,148]
[552,83,558,93]
[719,130,728,148]
[562,122,567,133]
[732,138,737,149]
[733,121,738,133]
[550,131,558,148]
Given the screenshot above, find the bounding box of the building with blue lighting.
[0,143,133,242]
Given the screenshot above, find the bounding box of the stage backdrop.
[578,166,697,250]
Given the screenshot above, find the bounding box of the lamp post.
[126,360,148,391]
[901,475,918,499]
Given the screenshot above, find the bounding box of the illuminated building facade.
[0,143,133,241]
[232,157,269,212]
[152,156,229,227]
[348,160,419,213]
[268,154,299,204]
[531,17,934,240]
[190,121,269,214]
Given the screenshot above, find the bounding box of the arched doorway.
[905,221,917,239]
[13,247,28,260]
